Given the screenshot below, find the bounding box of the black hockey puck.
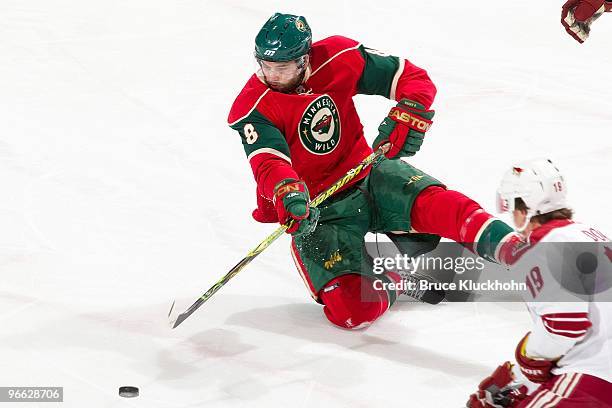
[118,386,139,398]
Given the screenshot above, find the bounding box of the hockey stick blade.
[167,251,264,328]
[167,300,178,328]
[168,298,205,329]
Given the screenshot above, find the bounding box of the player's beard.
[265,68,306,94]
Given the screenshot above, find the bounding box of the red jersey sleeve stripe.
[542,321,589,337]
[542,312,589,320]
[543,317,590,322]
[541,313,592,338]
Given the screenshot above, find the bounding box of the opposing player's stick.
[168,147,387,328]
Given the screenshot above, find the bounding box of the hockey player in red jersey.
[228,13,520,330]
[561,0,612,43]
[467,159,612,408]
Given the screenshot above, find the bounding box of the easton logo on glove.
[274,183,302,199]
[388,107,432,132]
[273,179,320,236]
[372,98,435,159]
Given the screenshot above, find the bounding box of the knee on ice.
[319,274,390,330]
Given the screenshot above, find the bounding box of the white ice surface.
[1,1,610,407]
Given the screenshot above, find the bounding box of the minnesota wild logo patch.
[298,95,341,155]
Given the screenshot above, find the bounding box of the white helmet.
[496,159,568,230]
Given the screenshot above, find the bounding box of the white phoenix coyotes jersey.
[511,219,612,383]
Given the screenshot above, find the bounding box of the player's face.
[259,57,307,93]
[512,209,527,231]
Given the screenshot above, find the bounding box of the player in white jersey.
[467,159,612,408]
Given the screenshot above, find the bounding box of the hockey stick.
[168,147,387,329]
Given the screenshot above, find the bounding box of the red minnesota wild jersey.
[227,35,437,201]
